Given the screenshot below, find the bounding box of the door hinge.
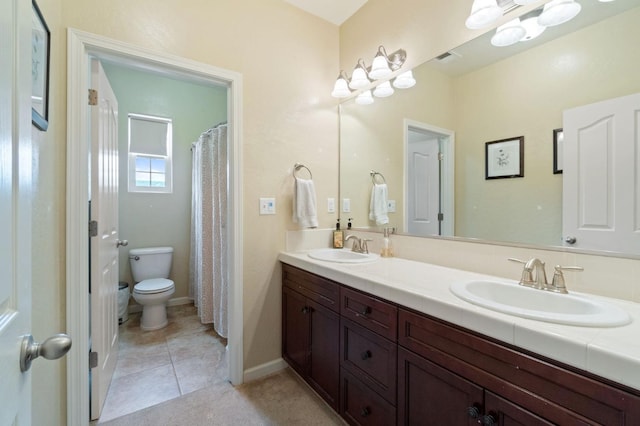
[89,220,98,237]
[88,89,98,106]
[438,152,444,161]
[89,351,98,369]
[437,213,444,221]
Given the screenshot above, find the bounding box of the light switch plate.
[259,197,276,215]
[327,198,336,213]
[342,198,351,213]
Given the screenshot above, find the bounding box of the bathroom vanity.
[280,254,640,425]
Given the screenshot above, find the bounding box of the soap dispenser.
[381,227,394,258]
[333,219,344,248]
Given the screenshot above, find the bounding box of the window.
[128,113,173,193]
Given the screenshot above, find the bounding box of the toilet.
[129,247,176,331]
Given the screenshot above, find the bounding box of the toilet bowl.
[129,247,175,331]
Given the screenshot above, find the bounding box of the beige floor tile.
[99,362,181,422]
[173,345,228,394]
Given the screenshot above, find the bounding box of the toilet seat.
[134,278,174,294]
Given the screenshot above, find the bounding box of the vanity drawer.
[340,367,396,426]
[341,287,397,341]
[341,318,397,404]
[282,264,340,312]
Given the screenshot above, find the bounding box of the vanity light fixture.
[520,11,546,41]
[331,71,351,98]
[513,0,538,4]
[392,70,416,89]
[355,90,374,105]
[538,0,582,27]
[373,81,394,98]
[491,18,527,47]
[331,45,410,99]
[465,0,503,29]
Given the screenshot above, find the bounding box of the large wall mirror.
[340,0,640,256]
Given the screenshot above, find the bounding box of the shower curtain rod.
[191,121,228,150]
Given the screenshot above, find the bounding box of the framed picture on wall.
[553,128,563,174]
[31,0,50,131]
[485,136,524,179]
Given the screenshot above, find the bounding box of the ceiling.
[283,0,368,25]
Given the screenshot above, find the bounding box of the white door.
[0,0,34,423]
[563,92,640,253]
[407,135,441,236]
[90,59,121,420]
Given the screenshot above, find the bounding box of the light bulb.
[355,90,374,105]
[520,15,546,41]
[465,0,503,30]
[538,0,581,27]
[369,54,392,80]
[349,65,370,90]
[331,75,351,98]
[491,19,526,47]
[373,81,394,98]
[393,70,416,89]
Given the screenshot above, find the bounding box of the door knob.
[564,236,577,244]
[20,334,72,372]
[117,239,129,247]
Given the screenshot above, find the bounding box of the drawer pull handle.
[301,306,310,314]
[361,350,372,360]
[467,406,480,419]
[481,414,497,426]
[360,407,371,417]
[359,306,372,316]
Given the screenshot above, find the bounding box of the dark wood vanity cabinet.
[282,265,340,409]
[281,264,640,425]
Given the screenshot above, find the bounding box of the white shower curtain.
[189,124,228,338]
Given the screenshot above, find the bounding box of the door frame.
[403,119,455,236]
[66,28,244,424]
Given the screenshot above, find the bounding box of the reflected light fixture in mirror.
[393,70,416,89]
[491,18,527,46]
[465,0,503,29]
[355,90,374,105]
[373,81,394,98]
[538,0,582,27]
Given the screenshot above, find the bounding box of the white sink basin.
[450,280,631,327]
[308,248,379,264]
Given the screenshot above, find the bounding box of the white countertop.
[279,251,640,392]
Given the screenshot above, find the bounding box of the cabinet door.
[308,298,341,409]
[484,391,554,426]
[398,347,483,426]
[282,286,310,376]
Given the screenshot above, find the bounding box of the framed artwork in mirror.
[485,136,524,179]
[31,0,50,131]
[553,128,563,174]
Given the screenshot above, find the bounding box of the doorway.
[66,29,244,424]
[403,120,455,237]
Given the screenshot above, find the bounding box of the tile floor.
[96,304,228,423]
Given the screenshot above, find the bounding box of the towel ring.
[370,170,386,184]
[293,163,313,179]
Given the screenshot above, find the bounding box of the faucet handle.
[551,265,583,294]
[361,238,373,254]
[508,258,533,284]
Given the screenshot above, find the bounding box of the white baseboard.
[128,296,193,314]
[243,358,287,382]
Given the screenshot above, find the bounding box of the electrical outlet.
[259,197,276,215]
[327,198,336,213]
[342,198,351,213]
[387,200,396,213]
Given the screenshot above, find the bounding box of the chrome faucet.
[508,258,583,294]
[345,235,372,254]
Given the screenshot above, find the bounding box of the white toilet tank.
[129,247,174,282]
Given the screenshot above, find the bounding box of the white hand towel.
[293,177,318,228]
[369,183,389,225]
